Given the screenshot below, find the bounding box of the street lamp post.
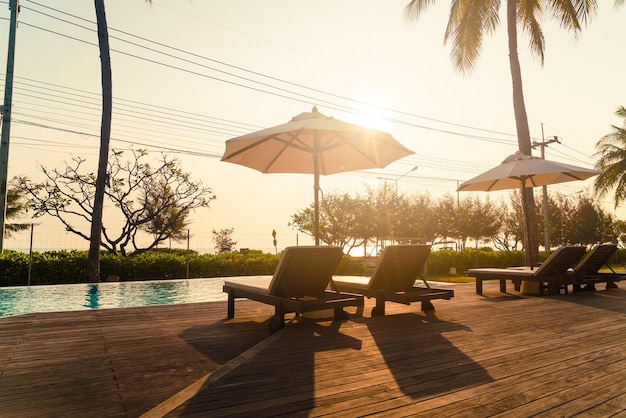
[378,166,418,194]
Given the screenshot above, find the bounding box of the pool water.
[0,276,269,317]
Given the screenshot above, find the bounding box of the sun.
[346,94,393,131]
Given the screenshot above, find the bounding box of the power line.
[17,1,524,143]
[3,3,597,181]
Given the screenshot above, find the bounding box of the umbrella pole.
[521,178,534,270]
[314,164,320,246]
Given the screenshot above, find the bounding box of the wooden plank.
[2,282,625,417]
[169,284,626,416]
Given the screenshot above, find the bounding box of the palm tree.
[89,0,152,282]
[593,106,626,208]
[404,0,597,265]
[5,179,30,238]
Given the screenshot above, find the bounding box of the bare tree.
[19,149,214,257]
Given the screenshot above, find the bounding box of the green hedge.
[2,247,624,286]
[0,248,363,286]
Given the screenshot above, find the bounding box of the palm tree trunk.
[506,0,539,265]
[88,0,113,283]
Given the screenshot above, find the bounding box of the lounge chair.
[568,244,623,291]
[466,245,587,295]
[332,245,454,316]
[223,246,364,334]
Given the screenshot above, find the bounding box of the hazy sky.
[1,1,625,253]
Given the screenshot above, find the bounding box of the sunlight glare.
[346,94,393,132]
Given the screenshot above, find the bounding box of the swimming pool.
[0,276,270,317]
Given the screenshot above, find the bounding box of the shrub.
[4,247,619,286]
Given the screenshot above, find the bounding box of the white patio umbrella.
[458,152,600,267]
[221,106,414,245]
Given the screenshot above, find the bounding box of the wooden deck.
[1,282,625,417]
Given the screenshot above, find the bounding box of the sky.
[1,0,625,254]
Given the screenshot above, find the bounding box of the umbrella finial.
[312,106,318,113]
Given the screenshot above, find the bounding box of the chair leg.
[422,300,435,311]
[371,297,386,316]
[269,315,283,334]
[545,281,561,295]
[333,307,349,321]
[227,291,235,319]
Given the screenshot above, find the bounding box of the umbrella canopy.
[458,151,600,268]
[458,152,600,192]
[221,106,414,244]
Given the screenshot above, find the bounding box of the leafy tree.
[289,206,315,241]
[141,189,190,243]
[212,228,237,253]
[594,106,626,207]
[290,192,369,252]
[566,194,612,246]
[321,193,370,252]
[598,213,619,245]
[434,194,458,245]
[365,183,399,244]
[19,149,214,256]
[405,0,597,265]
[4,177,30,238]
[538,194,567,249]
[492,192,523,251]
[557,192,578,245]
[351,193,379,254]
[396,192,438,244]
[457,196,502,249]
[613,219,626,248]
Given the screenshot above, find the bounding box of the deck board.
[1,282,625,417]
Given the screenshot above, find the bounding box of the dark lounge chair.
[466,245,587,295]
[332,245,454,316]
[568,244,623,292]
[223,246,364,334]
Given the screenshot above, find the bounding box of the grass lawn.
[428,275,475,284]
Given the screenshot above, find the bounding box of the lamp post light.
[377,165,418,194]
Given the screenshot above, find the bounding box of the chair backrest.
[267,246,344,298]
[367,245,431,291]
[572,244,618,275]
[534,246,587,277]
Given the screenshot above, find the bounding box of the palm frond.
[404,0,437,20]
[547,0,597,34]
[593,106,626,207]
[4,223,31,238]
[516,0,545,63]
[445,0,500,73]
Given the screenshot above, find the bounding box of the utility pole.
[532,124,560,251]
[0,0,19,252]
